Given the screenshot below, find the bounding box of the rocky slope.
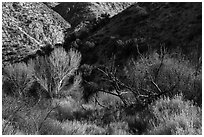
[82,2,202,65]
[2,2,202,66]
[50,2,133,28]
[2,2,70,64]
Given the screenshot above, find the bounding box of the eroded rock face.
[2,2,70,64]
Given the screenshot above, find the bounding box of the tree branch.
[150,79,162,93]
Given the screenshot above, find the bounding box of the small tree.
[29,47,81,98]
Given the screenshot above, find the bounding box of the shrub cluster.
[124,50,202,106]
[2,63,34,97]
[2,47,83,134]
[3,47,81,99]
[147,94,202,135]
[2,47,202,135]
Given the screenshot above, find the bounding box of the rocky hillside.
[2,2,70,64]
[50,2,133,28]
[2,2,202,66]
[82,2,201,65]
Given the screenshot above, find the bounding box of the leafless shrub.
[29,47,81,98]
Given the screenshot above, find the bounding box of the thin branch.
[135,39,143,59]
[34,76,48,93]
[38,106,57,131]
[150,78,162,93]
[94,96,110,109]
[155,48,165,81]
[98,89,120,97]
[96,67,109,78]
[30,116,39,134]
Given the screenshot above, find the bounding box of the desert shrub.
[118,94,202,135]
[123,107,155,135]
[39,119,106,135]
[2,95,26,135]
[63,92,124,125]
[2,93,55,135]
[105,122,130,135]
[51,96,83,121]
[147,94,202,135]
[96,92,123,108]
[2,94,22,120]
[17,102,61,134]
[2,95,32,134]
[93,93,125,123]
[51,96,102,122]
[2,94,106,135]
[124,50,202,105]
[2,119,14,135]
[2,62,34,97]
[2,119,25,135]
[29,47,81,98]
[63,120,106,135]
[63,74,83,101]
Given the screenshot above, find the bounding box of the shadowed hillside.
[80,2,201,66]
[51,2,133,27]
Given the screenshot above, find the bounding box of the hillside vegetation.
[2,2,202,135]
[80,2,202,66]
